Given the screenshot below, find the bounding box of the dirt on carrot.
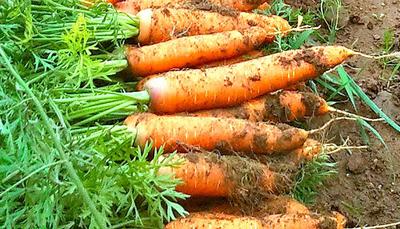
[165,212,346,229]
[132,7,291,44]
[301,92,327,117]
[174,152,294,213]
[180,90,329,123]
[125,113,309,154]
[294,48,328,74]
[126,27,275,76]
[264,93,287,121]
[253,138,323,174]
[217,154,281,212]
[141,46,353,114]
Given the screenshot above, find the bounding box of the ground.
[288,0,400,227]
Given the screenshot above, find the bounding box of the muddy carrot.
[290,138,322,162]
[124,113,308,154]
[140,46,354,114]
[125,7,290,44]
[158,153,290,197]
[255,138,323,172]
[181,91,330,123]
[116,0,270,13]
[165,212,347,229]
[127,27,274,76]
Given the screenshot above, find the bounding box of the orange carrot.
[124,7,290,44]
[140,46,354,114]
[158,153,289,197]
[124,113,309,154]
[165,212,347,229]
[135,50,265,90]
[256,138,322,172]
[181,91,329,122]
[290,138,322,162]
[126,27,275,76]
[116,0,270,13]
[261,196,310,215]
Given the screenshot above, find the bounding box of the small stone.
[367,22,374,30]
[369,182,375,188]
[371,5,377,9]
[393,0,398,4]
[378,184,382,189]
[347,154,367,174]
[373,34,381,40]
[350,15,364,24]
[381,2,386,6]
[373,158,378,163]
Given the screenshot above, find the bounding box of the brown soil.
[290,0,400,227]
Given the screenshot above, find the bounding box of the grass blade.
[348,75,400,132]
[357,118,387,147]
[337,66,357,111]
[356,118,370,145]
[291,30,314,49]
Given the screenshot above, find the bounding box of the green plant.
[0,1,187,228]
[313,65,399,142]
[341,201,362,219]
[261,0,317,26]
[292,154,337,205]
[319,0,345,43]
[380,29,400,83]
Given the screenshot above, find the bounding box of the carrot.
[256,138,322,173]
[124,113,309,154]
[165,212,347,229]
[261,195,310,215]
[158,153,290,197]
[135,50,264,90]
[181,91,330,122]
[126,27,275,76]
[125,7,290,44]
[290,138,322,162]
[116,0,270,14]
[140,46,354,114]
[135,50,264,91]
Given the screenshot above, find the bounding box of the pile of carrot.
[101,0,357,227]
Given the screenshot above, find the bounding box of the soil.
[289,0,400,227]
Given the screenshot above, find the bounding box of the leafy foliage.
[292,154,337,205]
[0,1,187,228]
